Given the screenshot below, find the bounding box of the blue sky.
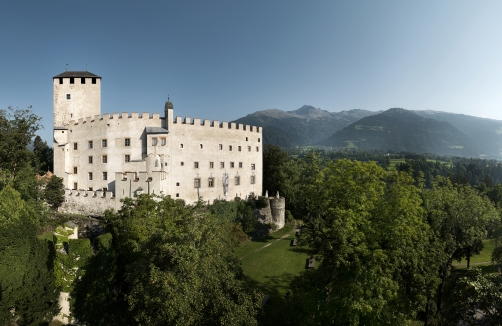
[2,1,502,143]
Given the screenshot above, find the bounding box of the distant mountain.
[322,108,480,157]
[414,110,502,157]
[233,105,378,147]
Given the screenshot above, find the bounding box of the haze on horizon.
[1,1,502,143]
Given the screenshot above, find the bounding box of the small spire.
[66,64,68,71]
[168,94,170,101]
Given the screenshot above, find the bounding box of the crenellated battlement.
[173,116,260,132]
[66,111,261,132]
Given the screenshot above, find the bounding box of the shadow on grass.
[288,247,310,255]
[242,273,298,325]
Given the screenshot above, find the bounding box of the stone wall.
[61,189,117,216]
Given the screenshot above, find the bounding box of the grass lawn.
[451,239,498,274]
[235,222,309,325]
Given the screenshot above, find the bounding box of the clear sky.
[2,1,502,143]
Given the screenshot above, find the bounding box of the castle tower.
[53,71,101,128]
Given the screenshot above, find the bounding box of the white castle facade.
[53,71,263,215]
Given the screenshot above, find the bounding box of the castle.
[53,71,263,215]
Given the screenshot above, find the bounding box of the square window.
[70,77,74,84]
[239,162,243,168]
[152,138,157,146]
[125,138,130,146]
[88,187,93,191]
[229,145,233,151]
[102,139,107,148]
[161,138,166,146]
[176,193,179,197]
[92,78,96,84]
[59,78,63,84]
[251,164,255,170]
[66,94,71,100]
[181,162,184,166]
[73,167,77,174]
[102,155,107,163]
[88,172,93,181]
[88,156,93,164]
[74,143,78,150]
[230,162,234,168]
[235,176,240,186]
[238,146,241,151]
[176,182,180,186]
[194,178,201,188]
[88,141,93,149]
[73,183,77,190]
[103,172,108,180]
[209,162,214,168]
[208,178,214,187]
[81,77,85,84]
[251,176,256,184]
[219,144,223,150]
[194,162,199,168]
[220,162,224,168]
[125,155,130,162]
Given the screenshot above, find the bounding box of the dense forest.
[2,107,502,325]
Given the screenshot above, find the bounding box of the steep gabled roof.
[53,71,101,79]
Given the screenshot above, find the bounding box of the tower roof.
[53,71,101,79]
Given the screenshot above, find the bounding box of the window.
[180,144,184,148]
[89,187,93,191]
[70,77,74,84]
[88,156,93,164]
[161,138,166,146]
[209,162,214,168]
[235,176,240,185]
[219,144,223,150]
[81,77,85,84]
[152,138,157,146]
[88,172,93,181]
[102,139,107,147]
[194,178,201,188]
[208,178,214,187]
[102,155,107,163]
[73,183,77,190]
[176,182,180,186]
[194,162,199,168]
[251,176,256,184]
[239,162,243,168]
[220,162,224,168]
[73,142,78,150]
[155,160,159,167]
[59,77,63,84]
[125,138,130,146]
[180,161,184,166]
[251,164,255,170]
[176,193,179,197]
[258,138,261,142]
[256,146,259,152]
[229,145,233,151]
[73,167,77,174]
[92,78,96,84]
[230,162,234,168]
[125,155,130,162]
[103,172,108,180]
[200,144,203,149]
[246,137,248,141]
[248,146,251,152]
[238,146,241,151]
[66,94,71,100]
[88,141,93,149]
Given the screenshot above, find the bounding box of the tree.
[44,175,65,210]
[0,186,59,325]
[102,195,261,325]
[32,135,53,174]
[0,106,42,178]
[423,176,499,319]
[291,159,439,325]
